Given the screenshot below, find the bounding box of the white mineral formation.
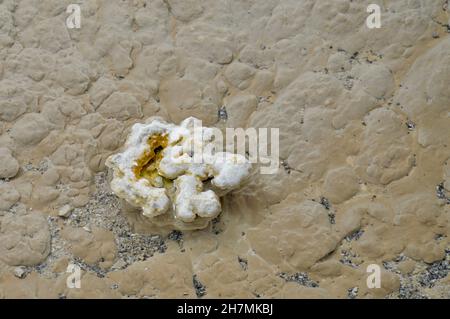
[106,117,251,229]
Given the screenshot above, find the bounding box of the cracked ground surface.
[0,0,450,298]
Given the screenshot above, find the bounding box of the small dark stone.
[345,230,364,242]
[281,160,291,174]
[238,256,248,270]
[436,183,450,204]
[406,120,416,130]
[168,230,183,242]
[211,216,222,234]
[398,283,428,299]
[193,275,206,298]
[279,272,319,288]
[328,212,335,224]
[218,106,228,121]
[347,287,358,299]
[319,197,330,210]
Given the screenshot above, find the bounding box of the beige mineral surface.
[0,0,449,299]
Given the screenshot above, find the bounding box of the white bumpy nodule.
[106,117,252,229]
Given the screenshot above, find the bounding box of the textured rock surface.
[61,226,117,269]
[0,147,19,179]
[0,0,449,298]
[0,211,51,266]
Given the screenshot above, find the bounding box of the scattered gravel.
[345,229,364,242]
[398,283,428,299]
[29,215,69,277]
[279,272,319,288]
[319,197,331,210]
[22,172,169,279]
[193,275,207,298]
[22,159,50,174]
[167,230,183,243]
[319,197,335,224]
[117,233,166,264]
[339,249,361,268]
[419,250,450,288]
[69,172,167,265]
[72,257,107,278]
[384,252,450,299]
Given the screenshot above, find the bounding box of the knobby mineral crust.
[0,0,449,299]
[106,117,252,230]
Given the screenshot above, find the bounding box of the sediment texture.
[0,0,449,298]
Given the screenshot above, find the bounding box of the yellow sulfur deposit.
[132,134,168,184]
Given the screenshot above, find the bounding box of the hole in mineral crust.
[132,134,169,186]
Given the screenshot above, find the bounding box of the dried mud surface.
[0,0,450,298]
